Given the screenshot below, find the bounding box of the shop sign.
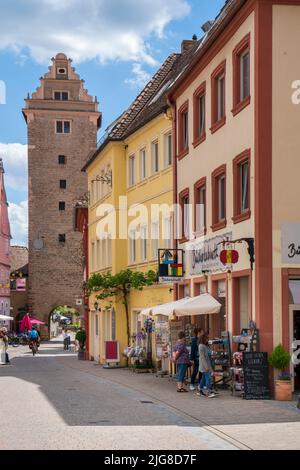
[282,224,300,264]
[158,249,184,283]
[220,249,239,265]
[16,278,26,292]
[189,233,232,275]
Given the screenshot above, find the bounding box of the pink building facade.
[0,159,11,323]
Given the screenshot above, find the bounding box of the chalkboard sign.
[243,352,271,400]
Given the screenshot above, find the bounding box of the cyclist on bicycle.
[28,327,39,350]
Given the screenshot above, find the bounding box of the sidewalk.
[65,356,300,450]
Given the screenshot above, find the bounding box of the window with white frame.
[101,237,107,268]
[217,74,225,121]
[107,234,112,267]
[129,155,135,186]
[140,225,148,262]
[217,174,226,222]
[151,221,159,260]
[91,242,95,272]
[129,230,137,264]
[240,49,250,101]
[151,140,159,174]
[139,148,147,180]
[164,132,172,167]
[96,239,101,271]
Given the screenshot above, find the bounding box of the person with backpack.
[28,327,39,352]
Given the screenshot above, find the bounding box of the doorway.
[289,306,300,391]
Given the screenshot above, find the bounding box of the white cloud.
[125,63,152,89]
[8,200,28,247]
[0,143,28,191]
[0,143,28,245]
[0,0,190,65]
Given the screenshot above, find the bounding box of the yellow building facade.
[84,51,188,365]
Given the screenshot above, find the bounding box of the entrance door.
[289,306,300,391]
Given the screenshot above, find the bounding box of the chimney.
[201,20,215,33]
[181,36,197,53]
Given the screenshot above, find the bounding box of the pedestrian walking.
[173,331,190,393]
[0,327,9,365]
[198,334,216,398]
[62,329,71,351]
[189,327,205,391]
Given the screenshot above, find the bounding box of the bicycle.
[29,340,38,356]
[8,333,20,347]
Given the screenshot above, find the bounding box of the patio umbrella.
[30,319,46,325]
[19,313,32,331]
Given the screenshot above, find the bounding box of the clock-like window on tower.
[59,201,66,211]
[57,67,67,75]
[56,121,71,134]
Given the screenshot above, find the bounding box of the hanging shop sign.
[281,223,300,264]
[158,249,184,283]
[220,249,239,266]
[16,278,26,292]
[189,233,232,275]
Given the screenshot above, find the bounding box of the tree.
[85,269,157,347]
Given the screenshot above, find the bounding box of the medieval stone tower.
[23,53,100,330]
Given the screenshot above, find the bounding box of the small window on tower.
[59,201,66,211]
[56,121,71,134]
[58,155,66,165]
[58,234,66,243]
[54,91,69,101]
[60,180,67,189]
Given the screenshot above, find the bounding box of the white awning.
[140,294,221,318]
[140,297,190,318]
[175,294,221,317]
[0,315,14,321]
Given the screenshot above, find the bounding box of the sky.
[0,0,225,246]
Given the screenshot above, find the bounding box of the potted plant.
[269,344,292,401]
[75,329,86,360]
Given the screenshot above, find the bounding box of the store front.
[282,274,300,392]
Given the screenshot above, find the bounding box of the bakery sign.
[282,224,300,264]
[188,233,232,275]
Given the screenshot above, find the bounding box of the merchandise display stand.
[230,328,260,396]
[209,331,232,390]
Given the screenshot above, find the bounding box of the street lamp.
[94,301,99,311]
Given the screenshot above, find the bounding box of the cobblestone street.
[1,340,300,450]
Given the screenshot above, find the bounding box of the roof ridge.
[108,53,179,139]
